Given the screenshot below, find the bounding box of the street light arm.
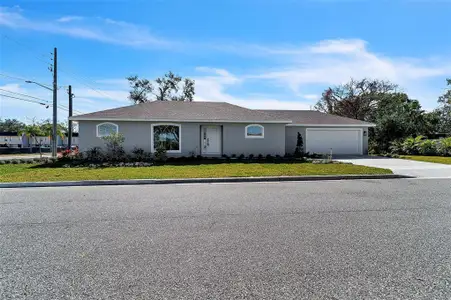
[25,80,53,91]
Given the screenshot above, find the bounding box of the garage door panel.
[306,129,362,155]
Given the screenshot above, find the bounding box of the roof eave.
[286,123,376,127]
[69,117,292,124]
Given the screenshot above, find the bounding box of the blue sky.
[1,0,450,122]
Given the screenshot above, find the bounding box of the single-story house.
[70,101,374,156]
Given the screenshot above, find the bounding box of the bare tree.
[127,72,195,103]
[314,78,398,121]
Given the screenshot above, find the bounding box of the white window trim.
[151,123,182,153]
[96,122,119,138]
[245,124,264,139]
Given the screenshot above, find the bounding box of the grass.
[400,155,451,165]
[0,163,392,183]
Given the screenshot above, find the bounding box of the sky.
[1,0,450,123]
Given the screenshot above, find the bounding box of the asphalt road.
[1,179,451,299]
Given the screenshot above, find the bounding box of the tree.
[294,132,304,157]
[0,118,25,132]
[370,93,427,152]
[39,119,66,142]
[315,78,398,121]
[435,78,451,135]
[127,71,195,103]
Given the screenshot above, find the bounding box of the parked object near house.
[70,101,374,156]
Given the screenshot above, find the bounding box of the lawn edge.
[0,174,411,189]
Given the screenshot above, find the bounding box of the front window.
[245,124,264,138]
[152,124,181,152]
[96,122,118,137]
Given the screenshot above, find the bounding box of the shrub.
[401,136,423,155]
[101,133,126,161]
[154,144,167,162]
[3,159,12,164]
[257,154,263,160]
[238,154,245,160]
[25,159,34,164]
[266,154,273,160]
[33,158,42,163]
[231,154,237,158]
[0,160,5,165]
[86,147,104,162]
[437,138,451,156]
[196,155,203,160]
[19,159,29,164]
[389,140,404,155]
[11,159,19,164]
[418,139,437,156]
[248,154,254,160]
[294,132,304,158]
[132,147,151,161]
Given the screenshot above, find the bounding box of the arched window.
[245,124,264,138]
[96,122,119,137]
[151,123,181,153]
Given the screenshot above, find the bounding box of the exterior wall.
[285,126,369,155]
[222,123,286,156]
[78,121,286,156]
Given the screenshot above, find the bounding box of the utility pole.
[52,47,58,158]
[68,85,73,150]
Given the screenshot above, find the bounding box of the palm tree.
[18,124,43,154]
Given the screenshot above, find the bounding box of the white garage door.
[306,128,362,155]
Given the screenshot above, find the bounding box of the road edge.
[0,174,412,188]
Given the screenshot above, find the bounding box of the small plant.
[0,160,5,165]
[248,154,254,160]
[257,154,264,160]
[3,159,12,164]
[25,159,34,164]
[238,154,245,160]
[266,154,273,160]
[294,132,304,158]
[11,159,19,164]
[418,139,437,156]
[154,143,167,162]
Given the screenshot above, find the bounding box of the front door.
[202,126,221,155]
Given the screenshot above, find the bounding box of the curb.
[0,174,412,189]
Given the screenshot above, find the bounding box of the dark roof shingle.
[71,101,291,123]
[256,110,375,126]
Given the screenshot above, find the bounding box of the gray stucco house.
[70,101,374,156]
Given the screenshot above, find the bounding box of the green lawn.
[0,163,392,183]
[400,156,451,165]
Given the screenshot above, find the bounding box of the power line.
[0,93,75,113]
[0,88,50,103]
[0,73,34,82]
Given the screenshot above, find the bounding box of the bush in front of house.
[388,136,451,157]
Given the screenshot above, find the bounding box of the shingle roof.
[71,101,292,123]
[256,110,375,126]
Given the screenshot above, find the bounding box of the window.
[151,124,181,153]
[96,122,118,137]
[245,124,264,138]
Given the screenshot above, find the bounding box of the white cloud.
[56,16,84,23]
[0,6,172,48]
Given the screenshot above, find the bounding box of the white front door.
[202,126,221,155]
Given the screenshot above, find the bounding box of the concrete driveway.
[337,156,451,178]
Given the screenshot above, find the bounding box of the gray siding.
[285,126,369,155]
[222,123,286,156]
[78,121,285,156]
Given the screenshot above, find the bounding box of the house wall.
[78,121,286,156]
[222,123,286,156]
[285,126,369,155]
